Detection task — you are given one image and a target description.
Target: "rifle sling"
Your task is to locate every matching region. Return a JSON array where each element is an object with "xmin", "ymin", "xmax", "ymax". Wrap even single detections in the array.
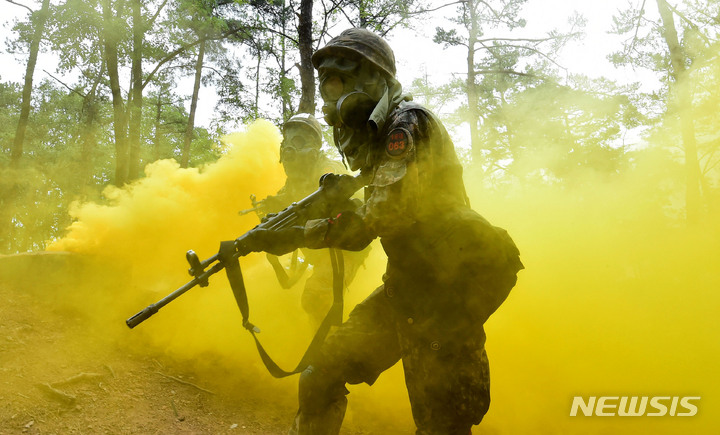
[{"xmin": 219, "ymin": 241, "xmax": 345, "ymax": 378}]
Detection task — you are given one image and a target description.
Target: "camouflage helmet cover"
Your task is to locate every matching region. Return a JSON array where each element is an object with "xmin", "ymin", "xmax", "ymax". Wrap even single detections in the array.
[
  {"xmin": 311, "ymin": 28, "xmax": 396, "ymax": 78},
  {"xmin": 283, "ymin": 113, "xmax": 323, "ymax": 148}
]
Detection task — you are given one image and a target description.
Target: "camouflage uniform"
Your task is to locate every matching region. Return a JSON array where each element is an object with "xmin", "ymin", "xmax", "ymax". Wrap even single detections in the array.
[
  {"xmin": 295, "ymin": 101, "xmax": 523, "ymax": 434},
  {"xmin": 247, "ymin": 29, "xmax": 523, "ymax": 435}
]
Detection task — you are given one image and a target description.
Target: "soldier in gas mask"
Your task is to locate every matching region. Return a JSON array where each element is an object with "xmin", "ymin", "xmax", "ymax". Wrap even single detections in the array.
[
  {"xmin": 245, "ymin": 28, "xmax": 524, "ymax": 434},
  {"xmin": 253, "ymin": 113, "xmax": 367, "ymax": 326},
  {"xmin": 261, "ymin": 113, "xmax": 335, "ymax": 211}
]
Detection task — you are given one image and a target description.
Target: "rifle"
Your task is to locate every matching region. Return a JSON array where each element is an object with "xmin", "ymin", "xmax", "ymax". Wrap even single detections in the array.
[
  {"xmin": 125, "ymin": 172, "xmax": 365, "ymax": 330},
  {"xmin": 238, "ymin": 194, "xmax": 264, "ymax": 216},
  {"xmin": 241, "ymin": 195, "xmax": 310, "ymax": 289}
]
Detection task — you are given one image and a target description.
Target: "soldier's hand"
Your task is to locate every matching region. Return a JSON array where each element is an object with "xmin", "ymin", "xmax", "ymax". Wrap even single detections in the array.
[
  {"xmin": 239, "ymin": 227, "xmax": 305, "ymax": 256},
  {"xmin": 325, "ymin": 210, "xmax": 373, "ymax": 251}
]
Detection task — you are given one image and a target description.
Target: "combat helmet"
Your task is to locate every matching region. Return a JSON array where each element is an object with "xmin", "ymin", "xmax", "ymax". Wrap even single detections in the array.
[
  {"xmin": 283, "ymin": 113, "xmax": 323, "ymax": 147},
  {"xmin": 312, "ymin": 28, "xmax": 396, "ymax": 78}
]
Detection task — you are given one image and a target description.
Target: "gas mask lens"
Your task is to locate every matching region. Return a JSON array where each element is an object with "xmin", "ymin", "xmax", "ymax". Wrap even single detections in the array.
[
  {"xmin": 320, "ymin": 76, "xmax": 344, "ymax": 101},
  {"xmin": 289, "ymin": 135, "xmax": 308, "ymax": 148},
  {"xmin": 281, "ymin": 147, "xmax": 318, "ymax": 163}
]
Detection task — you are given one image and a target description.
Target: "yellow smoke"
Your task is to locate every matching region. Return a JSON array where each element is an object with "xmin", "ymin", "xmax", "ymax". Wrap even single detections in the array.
[
  {"xmin": 473, "ymin": 178, "xmax": 719, "ymax": 434},
  {"xmin": 46, "ymin": 119, "xmax": 317, "ymax": 371},
  {"xmin": 49, "ymin": 119, "xmax": 284, "ymax": 277},
  {"xmin": 34, "ymin": 65, "xmax": 719, "ymax": 434},
  {"xmin": 336, "ymin": 156, "xmax": 719, "ymax": 434},
  {"xmin": 342, "ymin": 54, "xmax": 720, "ymax": 433}
]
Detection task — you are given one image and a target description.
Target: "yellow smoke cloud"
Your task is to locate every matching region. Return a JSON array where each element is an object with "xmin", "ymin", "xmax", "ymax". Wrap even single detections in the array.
[
  {"xmin": 336, "ymin": 157, "xmax": 719, "ymax": 434},
  {"xmin": 45, "ymin": 119, "xmax": 314, "ymax": 368},
  {"xmin": 48, "ymin": 120, "xmax": 286, "ymax": 283},
  {"xmin": 35, "ymin": 73, "xmax": 719, "ymax": 435},
  {"xmin": 473, "ymin": 178, "xmax": 719, "ymax": 434},
  {"xmin": 343, "ymin": 50, "xmax": 720, "ymax": 433}
]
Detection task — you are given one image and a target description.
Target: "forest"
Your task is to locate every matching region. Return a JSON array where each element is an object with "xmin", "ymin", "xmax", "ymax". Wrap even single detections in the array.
[
  {"xmin": 1, "ymin": 1, "xmax": 720, "ymax": 434},
  {"xmin": 1, "ymin": 0, "xmax": 719, "ymax": 253}
]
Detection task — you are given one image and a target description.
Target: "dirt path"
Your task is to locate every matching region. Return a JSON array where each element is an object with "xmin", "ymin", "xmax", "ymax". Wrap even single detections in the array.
[
  {"xmin": 0, "ymin": 253, "xmax": 397, "ymax": 435},
  {"xmin": 0, "ymin": 279, "xmax": 294, "ymax": 434}
]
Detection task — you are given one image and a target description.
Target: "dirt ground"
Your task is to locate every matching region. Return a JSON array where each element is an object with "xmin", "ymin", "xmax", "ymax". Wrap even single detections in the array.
[{"xmin": 0, "ymin": 252, "xmax": 391, "ymax": 435}]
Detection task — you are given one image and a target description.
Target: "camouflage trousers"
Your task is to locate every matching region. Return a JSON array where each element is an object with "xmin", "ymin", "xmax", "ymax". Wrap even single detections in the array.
[{"xmin": 290, "ymin": 284, "xmax": 491, "ymax": 435}]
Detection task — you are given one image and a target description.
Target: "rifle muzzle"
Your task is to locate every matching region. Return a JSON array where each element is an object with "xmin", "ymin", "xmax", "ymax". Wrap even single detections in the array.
[{"xmin": 126, "ymin": 305, "xmax": 159, "ymax": 329}]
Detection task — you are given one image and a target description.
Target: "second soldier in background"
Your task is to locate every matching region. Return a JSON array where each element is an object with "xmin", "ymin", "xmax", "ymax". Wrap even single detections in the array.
[{"xmin": 249, "ymin": 113, "xmax": 368, "ymax": 327}]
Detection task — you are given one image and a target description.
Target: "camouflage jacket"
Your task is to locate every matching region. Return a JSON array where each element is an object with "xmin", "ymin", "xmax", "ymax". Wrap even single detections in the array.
[
  {"xmin": 305, "ymin": 101, "xmax": 469, "ymax": 259},
  {"xmin": 305, "ymin": 102, "xmax": 522, "ymax": 323}
]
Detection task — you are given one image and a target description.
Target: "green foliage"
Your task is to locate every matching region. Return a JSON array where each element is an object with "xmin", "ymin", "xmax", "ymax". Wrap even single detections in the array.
[
  {"xmin": 0, "ymin": 81, "xmax": 21, "ymax": 153},
  {"xmin": 484, "ymin": 78, "xmax": 640, "ymax": 183},
  {"xmin": 0, "ymin": 79, "xmax": 111, "ymax": 252},
  {"xmin": 5, "ymin": 0, "xmax": 720, "ymax": 253},
  {"xmin": 345, "ymin": 0, "xmax": 417, "ymax": 34},
  {"xmin": 0, "ymin": 166, "xmax": 75, "ymax": 253},
  {"xmin": 608, "ymin": 0, "xmax": 720, "ymax": 222},
  {"xmin": 433, "ymin": 27, "xmax": 462, "ymax": 47},
  {"xmin": 431, "ymin": 0, "xmax": 593, "ymax": 183}
]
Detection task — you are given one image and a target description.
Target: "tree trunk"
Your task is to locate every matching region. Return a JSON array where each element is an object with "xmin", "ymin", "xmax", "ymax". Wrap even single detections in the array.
[
  {"xmin": 103, "ymin": 0, "xmax": 129, "ymax": 186},
  {"xmin": 79, "ymin": 69, "xmax": 104, "ymax": 191},
  {"xmin": 255, "ymin": 47, "xmax": 261, "ymax": 117},
  {"xmin": 297, "ymin": 0, "xmax": 315, "ymax": 114},
  {"xmin": 153, "ymin": 93, "xmax": 162, "ymax": 162},
  {"xmin": 181, "ymin": 38, "xmax": 206, "ymax": 168},
  {"xmin": 465, "ymin": 0, "xmax": 482, "ymax": 159},
  {"xmin": 358, "ymin": 0, "xmax": 368, "ymax": 27},
  {"xmin": 10, "ymin": 0, "xmax": 51, "ymax": 167},
  {"xmin": 657, "ymin": 0, "xmax": 702, "ymax": 225},
  {"xmin": 128, "ymin": 0, "xmax": 144, "ymax": 181},
  {"xmin": 80, "ymin": 96, "xmax": 98, "ymax": 181},
  {"xmin": 280, "ymin": 0, "xmax": 290, "ymax": 119}
]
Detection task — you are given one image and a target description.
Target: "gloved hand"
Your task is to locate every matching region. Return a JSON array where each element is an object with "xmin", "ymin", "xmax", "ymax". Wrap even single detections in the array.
[
  {"xmin": 237, "ymin": 226, "xmax": 305, "ymax": 256},
  {"xmin": 325, "ymin": 210, "xmax": 373, "ymax": 251}
]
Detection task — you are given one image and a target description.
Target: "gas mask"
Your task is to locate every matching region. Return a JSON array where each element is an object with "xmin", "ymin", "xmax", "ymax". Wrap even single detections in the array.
[
  {"xmin": 318, "ymin": 59, "xmax": 388, "ymax": 171},
  {"xmin": 322, "ymin": 88, "xmax": 377, "ymax": 130},
  {"xmin": 280, "ymin": 125, "xmax": 322, "ymax": 181}
]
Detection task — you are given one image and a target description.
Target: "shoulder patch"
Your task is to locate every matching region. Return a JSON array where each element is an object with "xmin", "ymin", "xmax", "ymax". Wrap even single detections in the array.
[{"xmin": 385, "ymin": 127, "xmax": 413, "ymax": 158}]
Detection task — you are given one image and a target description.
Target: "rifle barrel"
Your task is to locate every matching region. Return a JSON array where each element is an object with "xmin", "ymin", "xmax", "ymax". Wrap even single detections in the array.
[
  {"xmin": 125, "ymin": 261, "xmax": 224, "ymax": 329},
  {"xmin": 126, "ymin": 173, "xmax": 367, "ymax": 330}
]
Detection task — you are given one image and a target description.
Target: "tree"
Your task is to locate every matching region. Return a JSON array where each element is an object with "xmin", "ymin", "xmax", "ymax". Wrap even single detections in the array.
[
  {"xmin": 8, "ymin": 0, "xmax": 52, "ymax": 167},
  {"xmin": 102, "ymin": 0, "xmax": 131, "ymax": 185},
  {"xmin": 325, "ymin": 0, "xmax": 422, "ymax": 35},
  {"xmin": 215, "ymin": 0, "xmax": 429, "ymax": 122},
  {"xmin": 485, "ymin": 76, "xmax": 642, "ymax": 184},
  {"xmin": 40, "ymin": 0, "xmax": 110, "ymax": 187},
  {"xmin": 227, "ymin": 0, "xmax": 301, "ymax": 121},
  {"xmin": 178, "ymin": 0, "xmax": 227, "ymax": 168},
  {"xmin": 53, "ymin": 0, "xmax": 247, "ymax": 183},
  {"xmin": 433, "ymin": 0, "xmax": 583, "ymax": 160},
  {"xmin": 127, "ymin": 0, "xmax": 144, "ymax": 179},
  {"xmin": 0, "ymin": 79, "xmax": 114, "ymax": 253},
  {"xmin": 297, "ymin": 0, "xmax": 315, "ymax": 114},
  {"xmin": 655, "ymin": 0, "xmax": 701, "ymax": 224},
  {"xmin": 0, "ymin": 82, "xmax": 22, "ymax": 160},
  {"xmin": 609, "ymin": 0, "xmax": 720, "ymax": 224}
]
